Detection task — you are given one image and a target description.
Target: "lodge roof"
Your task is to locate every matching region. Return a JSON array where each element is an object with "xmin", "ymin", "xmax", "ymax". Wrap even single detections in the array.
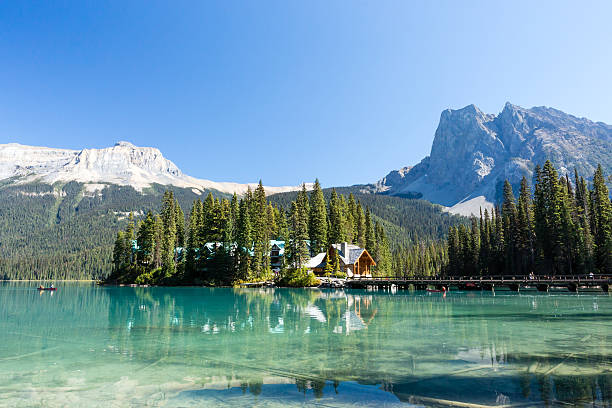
[
  {"xmin": 305, "ymin": 242, "xmax": 373, "ymax": 269},
  {"xmin": 331, "ymin": 243, "xmax": 365, "ymax": 265}
]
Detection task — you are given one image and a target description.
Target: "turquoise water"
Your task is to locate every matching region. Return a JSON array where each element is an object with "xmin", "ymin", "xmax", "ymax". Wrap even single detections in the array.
[{"xmin": 0, "ymin": 282, "xmax": 610, "ymax": 407}]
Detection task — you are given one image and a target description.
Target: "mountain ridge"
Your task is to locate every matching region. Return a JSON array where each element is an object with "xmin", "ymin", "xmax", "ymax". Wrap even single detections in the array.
[
  {"xmin": 376, "ymin": 102, "xmax": 612, "ymax": 215},
  {"xmin": 0, "ymin": 141, "xmax": 307, "ymax": 196}
]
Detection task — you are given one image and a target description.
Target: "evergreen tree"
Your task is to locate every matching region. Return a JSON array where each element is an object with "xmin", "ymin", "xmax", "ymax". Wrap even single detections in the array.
[
  {"xmin": 328, "ymin": 189, "xmax": 344, "ymax": 244},
  {"xmin": 355, "ymin": 203, "xmax": 366, "ymax": 248},
  {"xmin": 174, "ymin": 199, "xmax": 185, "ymax": 249},
  {"xmin": 469, "ymin": 217, "xmax": 480, "ymax": 276},
  {"xmin": 447, "ymin": 226, "xmax": 460, "ymax": 276},
  {"xmin": 287, "ymin": 201, "xmax": 309, "ymax": 269},
  {"xmin": 112, "ymin": 231, "xmax": 127, "ymax": 273},
  {"xmin": 152, "ymin": 214, "xmax": 164, "ymax": 269},
  {"xmin": 185, "ymin": 201, "xmax": 200, "ymax": 276},
  {"xmin": 160, "ymin": 191, "xmax": 177, "ymax": 277},
  {"xmin": 516, "ymin": 177, "xmax": 535, "ymax": 275},
  {"xmin": 365, "ymin": 208, "xmax": 375, "ymax": 254},
  {"xmin": 341, "ymin": 195, "xmax": 354, "ymax": 243},
  {"xmin": 137, "ymin": 211, "xmax": 156, "ymax": 266},
  {"xmin": 251, "ymin": 181, "xmax": 270, "ymax": 279},
  {"xmin": 236, "ymin": 198, "xmax": 252, "ymax": 281},
  {"xmin": 324, "ymin": 247, "xmax": 333, "ymax": 276},
  {"xmin": 309, "ymin": 179, "xmax": 328, "ymax": 255},
  {"xmin": 502, "ymin": 181, "xmax": 518, "ymax": 274},
  {"xmin": 592, "ymin": 165, "xmax": 612, "ymax": 273},
  {"xmin": 276, "ymin": 206, "xmax": 288, "ymax": 242},
  {"xmin": 374, "ymin": 222, "xmax": 392, "ymax": 276}
]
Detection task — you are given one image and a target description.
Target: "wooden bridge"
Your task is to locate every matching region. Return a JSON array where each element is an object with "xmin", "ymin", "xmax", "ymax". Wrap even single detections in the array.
[{"xmin": 345, "ymin": 274, "xmax": 611, "ymax": 292}]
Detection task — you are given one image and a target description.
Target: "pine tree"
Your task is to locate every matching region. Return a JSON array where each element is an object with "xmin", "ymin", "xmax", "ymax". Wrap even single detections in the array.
[
  {"xmin": 251, "ymin": 181, "xmax": 270, "ymax": 279},
  {"xmin": 557, "ymin": 175, "xmax": 577, "ymax": 274},
  {"xmin": 374, "ymin": 222, "xmax": 392, "ymax": 276},
  {"xmin": 347, "ymin": 194, "xmax": 358, "ymax": 243},
  {"xmin": 341, "ymin": 195, "xmax": 354, "ymax": 243},
  {"xmin": 229, "ymin": 194, "xmax": 239, "ymax": 243},
  {"xmin": 479, "ymin": 209, "xmax": 491, "ymax": 275},
  {"xmin": 447, "ymin": 226, "xmax": 460, "ymax": 276},
  {"xmin": 174, "ymin": 199, "xmax": 185, "ymax": 249},
  {"xmin": 516, "ymin": 177, "xmax": 535, "ymax": 275},
  {"xmin": 574, "ymin": 170, "xmax": 594, "ymax": 273},
  {"xmin": 309, "ymin": 179, "xmax": 328, "ymax": 255},
  {"xmin": 324, "ymin": 247, "xmax": 333, "ymax": 276},
  {"xmin": 152, "ymin": 214, "xmax": 164, "ymax": 269},
  {"xmin": 328, "ymin": 189, "xmax": 344, "ymax": 244},
  {"xmin": 276, "ymin": 206, "xmax": 288, "ymax": 242},
  {"xmin": 502, "ymin": 181, "xmax": 518, "ymax": 274},
  {"xmin": 137, "ymin": 211, "xmax": 156, "ymax": 266},
  {"xmin": 297, "ymin": 183, "xmax": 310, "ymax": 236},
  {"xmin": 287, "ymin": 201, "xmax": 309, "ymax": 269},
  {"xmin": 592, "ymin": 165, "xmax": 612, "ymax": 273},
  {"xmin": 236, "ymin": 199, "xmax": 252, "ymax": 281},
  {"xmin": 112, "ymin": 231, "xmax": 127, "ymax": 273},
  {"xmin": 365, "ymin": 208, "xmax": 375, "ymax": 254},
  {"xmin": 185, "ymin": 201, "xmax": 200, "ymax": 276},
  {"xmin": 355, "ymin": 203, "xmax": 366, "ymax": 248},
  {"xmin": 160, "ymin": 191, "xmax": 177, "ymax": 278},
  {"xmin": 469, "ymin": 217, "xmax": 480, "ymax": 276}
]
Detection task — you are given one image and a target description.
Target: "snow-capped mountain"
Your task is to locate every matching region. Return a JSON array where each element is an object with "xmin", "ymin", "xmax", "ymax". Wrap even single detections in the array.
[{"xmin": 0, "ymin": 141, "xmax": 306, "ymax": 195}]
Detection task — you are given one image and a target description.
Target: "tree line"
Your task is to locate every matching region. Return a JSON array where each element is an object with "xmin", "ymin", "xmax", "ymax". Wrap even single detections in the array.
[
  {"xmin": 446, "ymin": 162, "xmax": 611, "ymax": 277},
  {"xmin": 109, "ymin": 180, "xmax": 393, "ymax": 285}
]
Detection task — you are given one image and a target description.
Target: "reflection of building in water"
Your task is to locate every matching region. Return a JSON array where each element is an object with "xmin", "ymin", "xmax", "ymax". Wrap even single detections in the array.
[{"xmin": 340, "ymin": 294, "xmax": 378, "ymax": 334}]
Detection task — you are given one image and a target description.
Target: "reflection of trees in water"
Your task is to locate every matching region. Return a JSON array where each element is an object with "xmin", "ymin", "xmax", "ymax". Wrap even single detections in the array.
[{"xmin": 101, "ymin": 288, "xmax": 611, "ymax": 404}]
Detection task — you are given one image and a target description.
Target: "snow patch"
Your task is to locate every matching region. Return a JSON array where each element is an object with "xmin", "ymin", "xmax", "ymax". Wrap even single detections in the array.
[{"xmin": 444, "ymin": 195, "xmax": 494, "ymax": 217}]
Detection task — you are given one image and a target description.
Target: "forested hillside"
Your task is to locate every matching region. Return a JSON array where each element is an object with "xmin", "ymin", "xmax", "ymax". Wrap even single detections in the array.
[
  {"xmin": 0, "ymin": 182, "xmax": 215, "ymax": 280},
  {"xmin": 109, "ymin": 180, "xmax": 468, "ymax": 285},
  {"xmin": 0, "ymin": 180, "xmax": 465, "ymax": 280},
  {"xmin": 446, "ymin": 162, "xmax": 612, "ymax": 276},
  {"xmin": 269, "ymin": 187, "xmax": 467, "ymax": 277},
  {"xmin": 268, "ymin": 187, "xmax": 465, "ymax": 249}
]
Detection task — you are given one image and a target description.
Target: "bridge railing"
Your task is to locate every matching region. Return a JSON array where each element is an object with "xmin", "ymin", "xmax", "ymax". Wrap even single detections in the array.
[{"xmin": 348, "ymin": 274, "xmax": 610, "ymax": 282}]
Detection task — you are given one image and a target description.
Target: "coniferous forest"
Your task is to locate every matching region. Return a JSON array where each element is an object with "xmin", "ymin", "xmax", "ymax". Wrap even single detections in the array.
[
  {"xmin": 446, "ymin": 162, "xmax": 612, "ymax": 277},
  {"xmin": 0, "ymin": 179, "xmax": 461, "ymax": 281},
  {"xmin": 3, "ymin": 162, "xmax": 609, "ymax": 283},
  {"xmin": 108, "ymin": 180, "xmax": 400, "ymax": 286}
]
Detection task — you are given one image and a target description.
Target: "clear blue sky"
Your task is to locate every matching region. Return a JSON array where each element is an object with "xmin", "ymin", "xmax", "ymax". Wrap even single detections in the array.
[{"xmin": 1, "ymin": 1, "xmax": 611, "ymax": 187}]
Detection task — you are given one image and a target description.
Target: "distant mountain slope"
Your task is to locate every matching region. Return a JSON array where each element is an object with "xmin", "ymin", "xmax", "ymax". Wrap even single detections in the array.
[
  {"xmin": 0, "ymin": 181, "xmax": 211, "ymax": 280},
  {"xmin": 376, "ymin": 103, "xmax": 612, "ymax": 215},
  {"xmin": 268, "ymin": 188, "xmax": 465, "ymax": 249},
  {"xmin": 0, "ymin": 142, "xmax": 305, "ymax": 196}
]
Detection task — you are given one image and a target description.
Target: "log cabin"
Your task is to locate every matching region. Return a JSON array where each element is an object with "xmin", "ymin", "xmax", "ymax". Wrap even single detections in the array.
[{"xmin": 306, "ymin": 242, "xmax": 376, "ymax": 277}]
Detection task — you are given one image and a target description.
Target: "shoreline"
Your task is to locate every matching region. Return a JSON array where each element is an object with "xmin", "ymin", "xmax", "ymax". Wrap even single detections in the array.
[{"xmin": 1, "ymin": 279, "xmax": 96, "ymax": 282}]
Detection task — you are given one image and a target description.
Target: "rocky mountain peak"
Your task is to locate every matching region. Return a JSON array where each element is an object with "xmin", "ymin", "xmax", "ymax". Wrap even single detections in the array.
[{"xmin": 377, "ymin": 103, "xmax": 612, "ymax": 215}]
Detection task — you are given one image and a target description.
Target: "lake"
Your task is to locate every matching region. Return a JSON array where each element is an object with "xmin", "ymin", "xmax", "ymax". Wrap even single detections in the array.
[{"xmin": 0, "ymin": 282, "xmax": 610, "ymax": 407}]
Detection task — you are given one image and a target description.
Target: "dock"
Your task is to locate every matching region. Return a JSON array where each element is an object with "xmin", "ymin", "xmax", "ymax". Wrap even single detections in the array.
[{"xmin": 345, "ymin": 274, "xmax": 611, "ymax": 292}]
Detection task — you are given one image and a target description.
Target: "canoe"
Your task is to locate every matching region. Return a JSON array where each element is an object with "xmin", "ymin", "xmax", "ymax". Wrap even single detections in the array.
[
  {"xmin": 426, "ymin": 288, "xmax": 446, "ymax": 293},
  {"xmin": 37, "ymin": 287, "xmax": 57, "ymax": 291}
]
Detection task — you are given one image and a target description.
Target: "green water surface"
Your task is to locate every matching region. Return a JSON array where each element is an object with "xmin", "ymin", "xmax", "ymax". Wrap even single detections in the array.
[{"xmin": 0, "ymin": 282, "xmax": 610, "ymax": 407}]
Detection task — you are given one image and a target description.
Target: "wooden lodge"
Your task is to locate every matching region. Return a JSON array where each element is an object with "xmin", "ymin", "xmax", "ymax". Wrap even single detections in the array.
[{"xmin": 306, "ymin": 242, "xmax": 376, "ymax": 277}]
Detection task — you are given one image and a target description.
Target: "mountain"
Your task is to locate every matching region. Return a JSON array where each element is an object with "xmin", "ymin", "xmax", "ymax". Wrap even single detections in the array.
[
  {"xmin": 0, "ymin": 142, "xmax": 305, "ymax": 196},
  {"xmin": 0, "ymin": 141, "xmax": 312, "ymax": 280},
  {"xmin": 376, "ymin": 103, "xmax": 612, "ymax": 215}
]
